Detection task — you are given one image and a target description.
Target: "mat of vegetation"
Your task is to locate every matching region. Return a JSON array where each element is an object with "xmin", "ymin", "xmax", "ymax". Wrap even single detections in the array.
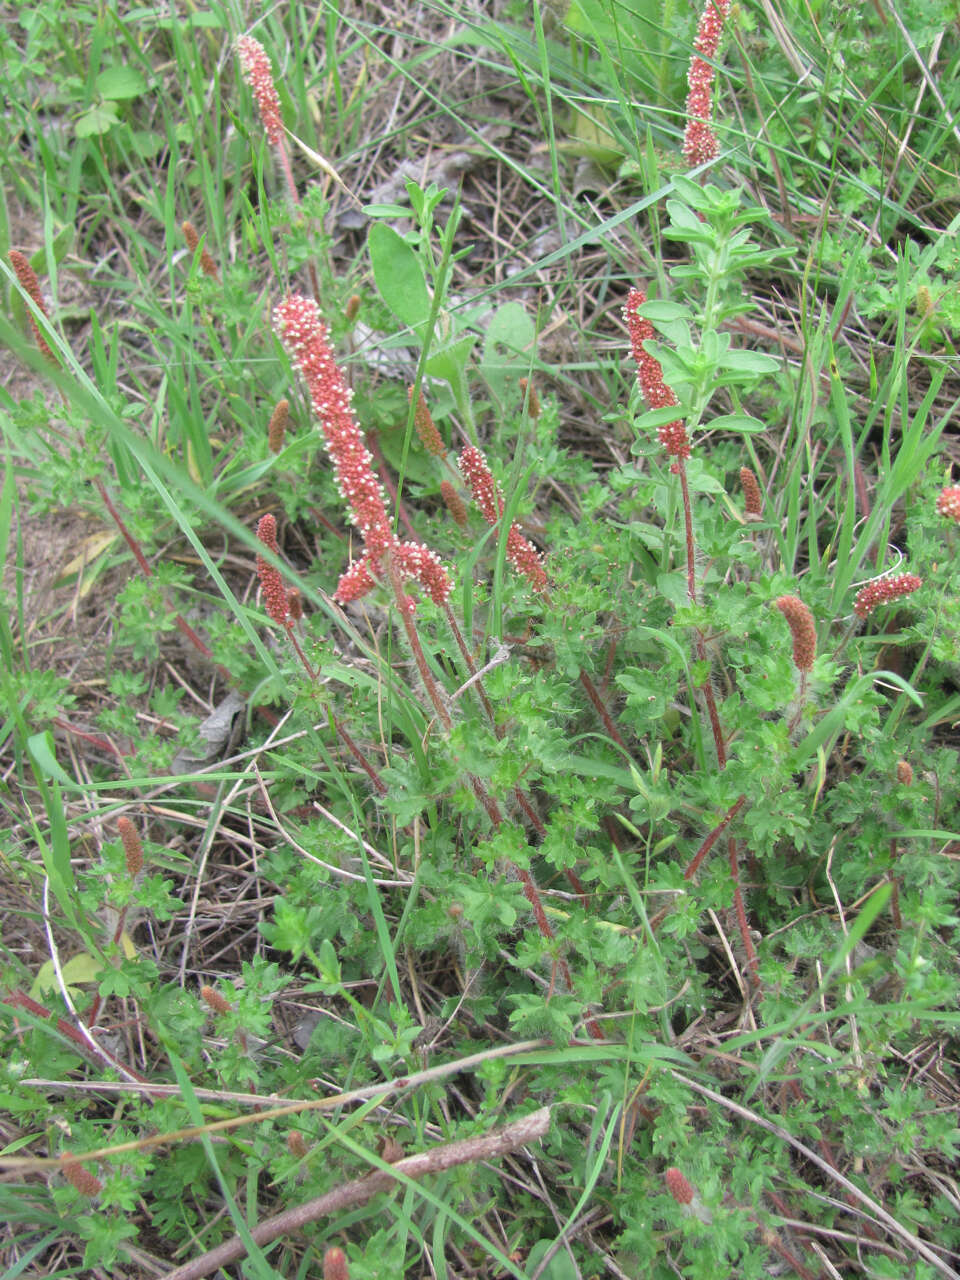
[{"xmin": 2, "ymin": 1, "xmax": 959, "ymax": 1277}]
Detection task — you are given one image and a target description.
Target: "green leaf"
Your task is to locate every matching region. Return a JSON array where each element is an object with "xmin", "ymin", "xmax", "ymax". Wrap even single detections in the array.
[
  {"xmin": 718, "ymin": 349, "xmax": 780, "ymax": 373},
  {"xmin": 368, "ymin": 223, "xmax": 431, "ymax": 332},
  {"xmin": 75, "ymin": 103, "xmax": 119, "ymax": 137},
  {"xmin": 96, "ymin": 66, "xmax": 147, "ymax": 100},
  {"xmin": 706, "ymin": 412, "xmax": 768, "ymax": 434}
]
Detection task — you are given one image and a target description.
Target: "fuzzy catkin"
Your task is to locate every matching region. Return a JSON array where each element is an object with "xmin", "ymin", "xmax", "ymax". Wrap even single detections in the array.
[
  {"xmin": 665, "ymin": 1167, "xmax": 695, "ymax": 1205},
  {"xmin": 739, "ymin": 466, "xmax": 763, "ymax": 517},
  {"xmin": 117, "ymin": 817, "xmax": 144, "ymax": 877},
  {"xmin": 267, "ymin": 399, "xmax": 289, "ymax": 453},
  {"xmin": 200, "ymin": 985, "xmax": 233, "ymax": 1015},
  {"xmin": 774, "ymin": 595, "xmax": 816, "ymax": 672},
  {"xmin": 440, "ymin": 480, "xmax": 468, "ymax": 529},
  {"xmin": 181, "ymin": 221, "xmax": 220, "ymax": 281},
  {"xmin": 9, "ymin": 249, "xmax": 55, "ymax": 361},
  {"xmin": 409, "ymin": 386, "xmax": 446, "ymax": 456},
  {"xmin": 62, "ymin": 1159, "xmax": 103, "ymax": 1197}
]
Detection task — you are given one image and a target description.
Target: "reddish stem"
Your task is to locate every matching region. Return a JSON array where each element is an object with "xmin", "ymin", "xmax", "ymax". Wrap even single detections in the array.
[
  {"xmin": 578, "ymin": 669, "xmax": 627, "ymax": 750},
  {"xmin": 684, "ymin": 794, "xmax": 747, "ymax": 880}
]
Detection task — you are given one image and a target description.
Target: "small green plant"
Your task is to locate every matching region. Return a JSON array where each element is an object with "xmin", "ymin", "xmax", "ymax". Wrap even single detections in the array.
[{"xmin": 1, "ymin": 1, "xmax": 959, "ymax": 1277}]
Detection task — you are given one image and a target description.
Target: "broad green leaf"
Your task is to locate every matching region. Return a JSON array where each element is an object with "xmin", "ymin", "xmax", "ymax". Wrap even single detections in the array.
[
  {"xmin": 96, "ymin": 66, "xmax": 147, "ymax": 100},
  {"xmin": 706, "ymin": 412, "xmax": 768, "ymax": 433},
  {"xmin": 368, "ymin": 223, "xmax": 431, "ymax": 332}
]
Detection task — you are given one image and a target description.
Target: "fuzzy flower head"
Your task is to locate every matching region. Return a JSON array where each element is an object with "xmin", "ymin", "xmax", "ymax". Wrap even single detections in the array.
[
  {"xmin": 237, "ymin": 36, "xmax": 283, "ymax": 146},
  {"xmin": 665, "ymin": 1167, "xmax": 695, "ymax": 1205},
  {"xmin": 936, "ymin": 485, "xmax": 960, "ymax": 523},
  {"xmin": 853, "ymin": 573, "xmax": 922, "ymax": 619},
  {"xmin": 739, "ymin": 466, "xmax": 763, "ymax": 518},
  {"xmin": 624, "ymin": 288, "xmax": 691, "ymax": 460},
  {"xmin": 458, "ymin": 445, "xmax": 548, "ymax": 592},
  {"xmin": 683, "ymin": 0, "xmax": 730, "ymax": 166},
  {"xmin": 774, "ymin": 595, "xmax": 816, "ymax": 672},
  {"xmin": 9, "ymin": 249, "xmax": 55, "ymax": 361}
]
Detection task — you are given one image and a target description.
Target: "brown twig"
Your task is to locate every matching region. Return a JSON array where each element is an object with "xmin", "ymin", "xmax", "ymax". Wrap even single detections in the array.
[{"xmin": 159, "ymin": 1108, "xmax": 550, "ymax": 1280}]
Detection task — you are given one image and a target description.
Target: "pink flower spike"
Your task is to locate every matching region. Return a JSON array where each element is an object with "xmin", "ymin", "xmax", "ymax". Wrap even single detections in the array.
[
  {"xmin": 334, "ymin": 555, "xmax": 377, "ymax": 604},
  {"xmin": 458, "ymin": 446, "xmax": 548, "ymax": 592},
  {"xmin": 256, "ymin": 514, "xmax": 289, "ymax": 626},
  {"xmin": 853, "ymin": 572, "xmax": 923, "ymax": 619},
  {"xmin": 682, "ymin": 0, "xmax": 730, "ymax": 166},
  {"xmin": 623, "ymin": 289, "xmax": 691, "ymax": 460},
  {"xmin": 237, "ymin": 36, "xmax": 284, "ymax": 146},
  {"xmin": 936, "ymin": 484, "xmax": 960, "ymax": 523},
  {"xmin": 393, "ymin": 542, "xmax": 454, "ymax": 606}
]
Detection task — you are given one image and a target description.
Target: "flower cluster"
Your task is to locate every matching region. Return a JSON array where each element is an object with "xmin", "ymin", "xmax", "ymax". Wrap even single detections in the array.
[
  {"xmin": 236, "ymin": 36, "xmax": 283, "ymax": 146},
  {"xmin": 683, "ymin": 0, "xmax": 731, "ymax": 166},
  {"xmin": 853, "ymin": 572, "xmax": 922, "ymax": 619},
  {"xmin": 936, "ymin": 484, "xmax": 960, "ymax": 522},
  {"xmin": 624, "ymin": 288, "xmax": 691, "ymax": 460},
  {"xmin": 458, "ymin": 446, "xmax": 548, "ymax": 591},
  {"xmin": 273, "ymin": 294, "xmax": 452, "ymax": 605},
  {"xmin": 9, "ymin": 249, "xmax": 55, "ymax": 361},
  {"xmin": 774, "ymin": 595, "xmax": 816, "ymax": 672}
]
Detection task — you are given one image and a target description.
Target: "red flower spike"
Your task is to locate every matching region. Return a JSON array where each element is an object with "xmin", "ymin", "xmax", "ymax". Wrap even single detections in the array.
[
  {"xmin": 665, "ymin": 1167, "xmax": 695, "ymax": 1205},
  {"xmin": 774, "ymin": 595, "xmax": 816, "ymax": 673},
  {"xmin": 936, "ymin": 485, "xmax": 960, "ymax": 523},
  {"xmin": 623, "ymin": 288, "xmax": 691, "ymax": 459},
  {"xmin": 683, "ymin": 0, "xmax": 731, "ymax": 166},
  {"xmin": 256, "ymin": 514, "xmax": 289, "ymax": 626},
  {"xmin": 458, "ymin": 446, "xmax": 548, "ymax": 592},
  {"xmin": 236, "ymin": 36, "xmax": 283, "ymax": 146},
  {"xmin": 853, "ymin": 573, "xmax": 922, "ymax": 619},
  {"xmin": 393, "ymin": 542, "xmax": 454, "ymax": 607},
  {"xmin": 334, "ymin": 555, "xmax": 378, "ymax": 605},
  {"xmin": 275, "ymin": 294, "xmax": 452, "ymax": 605}
]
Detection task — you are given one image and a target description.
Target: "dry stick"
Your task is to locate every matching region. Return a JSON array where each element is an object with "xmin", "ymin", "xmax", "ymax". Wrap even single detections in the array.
[
  {"xmin": 672, "ymin": 1071, "xmax": 960, "ymax": 1280},
  {"xmin": 159, "ymin": 1108, "xmax": 551, "ymax": 1280}
]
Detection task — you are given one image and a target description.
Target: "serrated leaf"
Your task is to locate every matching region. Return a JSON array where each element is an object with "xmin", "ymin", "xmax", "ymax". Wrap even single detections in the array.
[{"xmin": 30, "ymin": 952, "xmax": 102, "ymax": 999}]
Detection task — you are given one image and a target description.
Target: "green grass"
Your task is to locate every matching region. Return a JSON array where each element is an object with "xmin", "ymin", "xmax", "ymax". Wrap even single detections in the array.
[{"xmin": 1, "ymin": 1, "xmax": 960, "ymax": 1277}]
